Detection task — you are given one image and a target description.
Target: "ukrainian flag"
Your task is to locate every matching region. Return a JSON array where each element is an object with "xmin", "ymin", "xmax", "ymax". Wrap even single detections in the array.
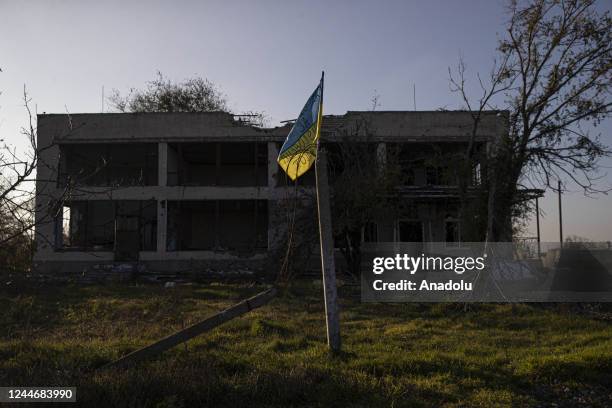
[{"xmin": 277, "ymin": 74, "xmax": 324, "ymax": 181}]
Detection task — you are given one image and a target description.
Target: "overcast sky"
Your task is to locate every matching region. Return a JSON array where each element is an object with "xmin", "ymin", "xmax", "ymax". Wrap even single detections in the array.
[{"xmin": 1, "ymin": 0, "xmax": 610, "ymax": 241}]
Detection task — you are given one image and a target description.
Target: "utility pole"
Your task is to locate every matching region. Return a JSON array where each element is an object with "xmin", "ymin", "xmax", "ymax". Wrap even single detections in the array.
[
  {"xmin": 535, "ymin": 196, "xmax": 541, "ymax": 258},
  {"xmin": 315, "ymin": 147, "xmax": 341, "ymax": 353},
  {"xmin": 558, "ymin": 180, "xmax": 563, "ymax": 248}
]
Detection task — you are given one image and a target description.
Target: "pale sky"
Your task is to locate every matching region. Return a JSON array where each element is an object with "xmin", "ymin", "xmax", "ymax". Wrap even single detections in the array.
[{"xmin": 1, "ymin": 0, "xmax": 610, "ymax": 241}]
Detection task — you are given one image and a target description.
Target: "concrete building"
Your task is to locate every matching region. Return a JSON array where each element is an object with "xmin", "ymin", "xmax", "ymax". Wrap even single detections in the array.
[{"xmin": 33, "ymin": 111, "xmax": 504, "ymax": 276}]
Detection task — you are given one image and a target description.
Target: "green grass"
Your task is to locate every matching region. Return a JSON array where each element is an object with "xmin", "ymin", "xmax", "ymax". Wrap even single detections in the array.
[{"xmin": 1, "ymin": 278, "xmax": 611, "ymax": 407}]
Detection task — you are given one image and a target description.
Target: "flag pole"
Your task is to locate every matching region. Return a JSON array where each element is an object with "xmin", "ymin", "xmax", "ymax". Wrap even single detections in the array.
[{"xmin": 315, "ymin": 71, "xmax": 341, "ymax": 353}]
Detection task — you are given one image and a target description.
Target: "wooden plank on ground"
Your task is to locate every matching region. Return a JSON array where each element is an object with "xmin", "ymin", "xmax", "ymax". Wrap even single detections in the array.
[{"xmin": 101, "ymin": 287, "xmax": 277, "ymax": 369}]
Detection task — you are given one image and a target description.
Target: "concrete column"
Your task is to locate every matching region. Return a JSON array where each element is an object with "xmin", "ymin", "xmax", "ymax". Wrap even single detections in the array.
[
  {"xmin": 157, "ymin": 142, "xmax": 168, "ymax": 253},
  {"xmin": 267, "ymin": 142, "xmax": 279, "ymax": 188},
  {"xmin": 374, "ymin": 143, "xmax": 388, "ymax": 241},
  {"xmin": 34, "ymin": 142, "xmax": 61, "ymax": 258},
  {"xmin": 157, "ymin": 200, "xmax": 167, "ymax": 254},
  {"xmin": 267, "ymin": 142, "xmax": 280, "ymax": 251},
  {"xmin": 158, "ymin": 142, "xmax": 168, "ymax": 187},
  {"xmin": 376, "ymin": 142, "xmax": 387, "ymax": 172}
]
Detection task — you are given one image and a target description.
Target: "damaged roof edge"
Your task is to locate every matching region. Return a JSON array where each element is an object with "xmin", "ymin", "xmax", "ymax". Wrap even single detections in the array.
[{"xmin": 37, "ymin": 110, "xmax": 507, "ymax": 143}]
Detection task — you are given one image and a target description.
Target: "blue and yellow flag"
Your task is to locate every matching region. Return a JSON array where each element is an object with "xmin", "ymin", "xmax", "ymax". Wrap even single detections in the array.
[{"xmin": 277, "ymin": 74, "xmax": 324, "ymax": 181}]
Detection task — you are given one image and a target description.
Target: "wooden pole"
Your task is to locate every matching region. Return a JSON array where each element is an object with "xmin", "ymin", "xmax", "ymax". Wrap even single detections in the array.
[
  {"xmin": 535, "ymin": 196, "xmax": 541, "ymax": 258},
  {"xmin": 315, "ymin": 148, "xmax": 341, "ymax": 353},
  {"xmin": 558, "ymin": 180, "xmax": 563, "ymax": 248},
  {"xmin": 101, "ymin": 287, "xmax": 277, "ymax": 369}
]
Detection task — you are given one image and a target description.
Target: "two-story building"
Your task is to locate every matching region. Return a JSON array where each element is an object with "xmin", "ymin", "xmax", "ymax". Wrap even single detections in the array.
[{"xmin": 33, "ymin": 110, "xmax": 504, "ymax": 276}]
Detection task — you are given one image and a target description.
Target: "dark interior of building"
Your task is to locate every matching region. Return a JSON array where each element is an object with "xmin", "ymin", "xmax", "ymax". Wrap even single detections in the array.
[
  {"xmin": 167, "ymin": 142, "xmax": 268, "ymax": 186},
  {"xmin": 60, "ymin": 200, "xmax": 157, "ymax": 254},
  {"xmin": 166, "ymin": 200, "xmax": 268, "ymax": 253},
  {"xmin": 59, "ymin": 143, "xmax": 158, "ymax": 186}
]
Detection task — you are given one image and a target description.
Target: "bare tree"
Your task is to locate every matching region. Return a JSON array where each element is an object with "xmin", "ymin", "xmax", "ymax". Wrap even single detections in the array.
[
  {"xmin": 449, "ymin": 54, "xmax": 514, "ymax": 240},
  {"xmin": 450, "ymin": 0, "xmax": 611, "ymax": 241},
  {"xmin": 0, "ymin": 88, "xmax": 38, "ymax": 251},
  {"xmin": 329, "ymin": 118, "xmax": 403, "ymax": 277},
  {"xmin": 0, "ymin": 88, "xmax": 54, "ymax": 271},
  {"xmin": 0, "ymin": 82, "xmax": 79, "ymax": 274}
]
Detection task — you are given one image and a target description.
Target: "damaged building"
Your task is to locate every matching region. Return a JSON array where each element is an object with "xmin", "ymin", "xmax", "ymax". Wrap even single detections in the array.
[{"xmin": 33, "ymin": 110, "xmax": 504, "ymax": 276}]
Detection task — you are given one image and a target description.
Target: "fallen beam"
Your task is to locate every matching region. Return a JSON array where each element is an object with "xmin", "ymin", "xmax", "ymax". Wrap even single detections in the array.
[{"xmin": 101, "ymin": 287, "xmax": 277, "ymax": 369}]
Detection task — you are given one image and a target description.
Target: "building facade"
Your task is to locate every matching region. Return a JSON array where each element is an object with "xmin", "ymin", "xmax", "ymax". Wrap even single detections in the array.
[{"xmin": 33, "ymin": 111, "xmax": 504, "ymax": 276}]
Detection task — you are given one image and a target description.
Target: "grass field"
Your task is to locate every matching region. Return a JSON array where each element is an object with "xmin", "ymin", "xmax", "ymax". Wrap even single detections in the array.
[{"xmin": 1, "ymin": 278, "xmax": 611, "ymax": 407}]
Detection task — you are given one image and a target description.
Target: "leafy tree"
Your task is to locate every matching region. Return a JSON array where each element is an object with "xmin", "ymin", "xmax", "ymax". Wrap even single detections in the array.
[
  {"xmin": 109, "ymin": 72, "xmax": 267, "ymax": 126},
  {"xmin": 109, "ymin": 71, "xmax": 228, "ymax": 113}
]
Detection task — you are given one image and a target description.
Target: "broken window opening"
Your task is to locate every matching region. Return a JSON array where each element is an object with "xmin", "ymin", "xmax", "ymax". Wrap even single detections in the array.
[
  {"xmin": 59, "ymin": 143, "xmax": 158, "ymax": 187},
  {"xmin": 324, "ymin": 141, "xmax": 379, "ymax": 186},
  {"xmin": 362, "ymin": 222, "xmax": 378, "ymax": 243},
  {"xmin": 390, "ymin": 143, "xmax": 485, "ymax": 187},
  {"xmin": 61, "ymin": 205, "xmax": 71, "ymax": 247},
  {"xmin": 166, "ymin": 200, "xmax": 268, "ymax": 253},
  {"xmin": 472, "ymin": 163, "xmax": 482, "ymax": 186},
  {"xmin": 445, "ymin": 217, "xmax": 461, "ymax": 247},
  {"xmin": 425, "ymin": 165, "xmax": 455, "ymax": 186},
  {"xmin": 58, "ymin": 200, "xmax": 157, "ymax": 252},
  {"xmin": 397, "ymin": 220, "xmax": 423, "ymax": 242},
  {"xmin": 169, "ymin": 142, "xmax": 268, "ymax": 187},
  {"xmin": 388, "ymin": 144, "xmax": 425, "ymax": 186}
]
